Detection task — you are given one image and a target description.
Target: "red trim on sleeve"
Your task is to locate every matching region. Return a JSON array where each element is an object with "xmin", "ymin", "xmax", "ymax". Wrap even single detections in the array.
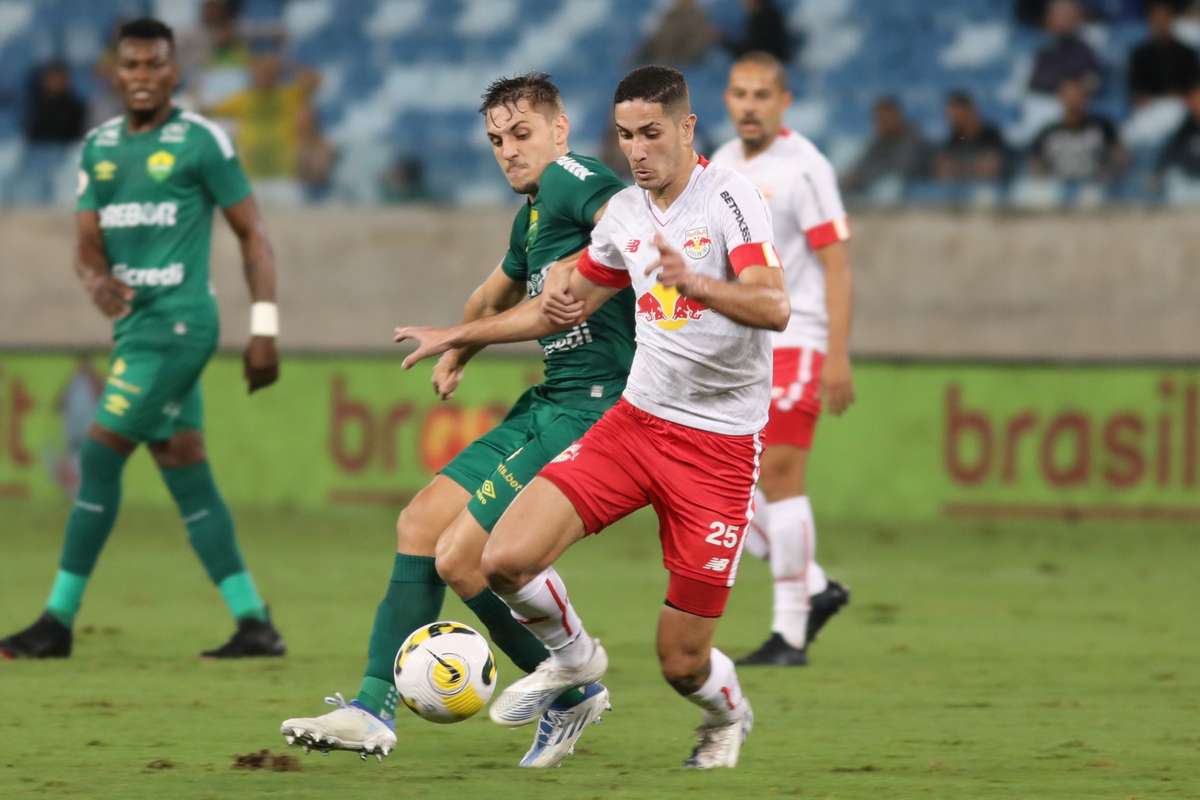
[
  {"xmin": 577, "ymin": 249, "xmax": 631, "ymax": 289},
  {"xmin": 729, "ymin": 241, "xmax": 782, "ymax": 275},
  {"xmin": 805, "ymin": 217, "xmax": 851, "ymax": 249}
]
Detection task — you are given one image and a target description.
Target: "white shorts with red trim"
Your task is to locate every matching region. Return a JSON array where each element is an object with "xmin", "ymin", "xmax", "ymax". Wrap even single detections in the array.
[
  {"xmin": 539, "ymin": 399, "xmax": 762, "ymax": 617},
  {"xmin": 763, "ymin": 347, "xmax": 824, "ymax": 450}
]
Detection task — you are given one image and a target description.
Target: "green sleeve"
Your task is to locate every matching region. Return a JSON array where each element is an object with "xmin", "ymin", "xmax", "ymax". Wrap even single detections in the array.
[
  {"xmin": 541, "ymin": 161, "xmax": 625, "ymax": 227},
  {"xmin": 500, "ymin": 208, "xmax": 529, "ymax": 281},
  {"xmin": 76, "ymin": 144, "xmax": 97, "ymax": 211},
  {"xmin": 197, "ymin": 128, "xmax": 253, "ymax": 209}
]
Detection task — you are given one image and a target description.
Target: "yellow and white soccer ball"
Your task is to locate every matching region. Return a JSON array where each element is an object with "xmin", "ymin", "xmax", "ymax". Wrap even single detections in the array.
[{"xmin": 393, "ymin": 621, "xmax": 498, "ymax": 724}]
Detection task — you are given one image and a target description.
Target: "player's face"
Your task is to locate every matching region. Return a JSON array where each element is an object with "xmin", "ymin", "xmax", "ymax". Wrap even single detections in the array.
[
  {"xmin": 724, "ymin": 63, "xmax": 791, "ymax": 150},
  {"xmin": 614, "ymin": 100, "xmax": 696, "ymax": 192},
  {"xmin": 485, "ymin": 100, "xmax": 568, "ymax": 196},
  {"xmin": 115, "ymin": 38, "xmax": 178, "ymax": 115}
]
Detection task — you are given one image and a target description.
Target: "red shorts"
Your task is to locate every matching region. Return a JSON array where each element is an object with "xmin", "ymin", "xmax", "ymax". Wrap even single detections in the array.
[
  {"xmin": 539, "ymin": 399, "xmax": 762, "ymax": 618},
  {"xmin": 763, "ymin": 347, "xmax": 824, "ymax": 449}
]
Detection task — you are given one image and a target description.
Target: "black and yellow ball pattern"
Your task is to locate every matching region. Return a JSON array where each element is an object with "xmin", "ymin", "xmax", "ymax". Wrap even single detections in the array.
[{"xmin": 393, "ymin": 621, "xmax": 498, "ymax": 724}]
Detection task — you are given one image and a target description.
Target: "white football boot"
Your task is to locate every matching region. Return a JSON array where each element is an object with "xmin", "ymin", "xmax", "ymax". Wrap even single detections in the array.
[
  {"xmin": 280, "ymin": 693, "xmax": 396, "ymax": 761},
  {"xmin": 489, "ymin": 640, "xmax": 608, "ymax": 727},
  {"xmin": 683, "ymin": 699, "xmax": 754, "ymax": 769},
  {"xmin": 518, "ymin": 682, "xmax": 611, "ymax": 768}
]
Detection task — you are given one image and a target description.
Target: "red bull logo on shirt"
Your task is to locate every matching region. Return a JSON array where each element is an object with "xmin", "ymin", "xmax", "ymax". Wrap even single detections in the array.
[
  {"xmin": 682, "ymin": 226, "xmax": 712, "ymax": 259},
  {"xmin": 636, "ymin": 284, "xmax": 707, "ymax": 331}
]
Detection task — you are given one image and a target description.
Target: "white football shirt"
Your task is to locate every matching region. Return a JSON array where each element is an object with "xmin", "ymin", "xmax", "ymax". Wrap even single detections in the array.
[
  {"xmin": 578, "ymin": 157, "xmax": 782, "ymax": 435},
  {"xmin": 711, "ymin": 129, "xmax": 850, "ymax": 352}
]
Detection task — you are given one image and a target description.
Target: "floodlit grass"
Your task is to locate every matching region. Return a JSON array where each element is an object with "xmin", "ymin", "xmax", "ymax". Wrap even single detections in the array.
[{"xmin": 1, "ymin": 503, "xmax": 1196, "ymax": 799}]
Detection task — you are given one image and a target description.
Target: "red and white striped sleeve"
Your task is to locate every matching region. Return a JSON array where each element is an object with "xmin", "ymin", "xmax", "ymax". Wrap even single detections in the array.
[
  {"xmin": 576, "ymin": 205, "xmax": 631, "ymax": 289},
  {"xmin": 795, "ymin": 147, "xmax": 850, "ymax": 251},
  {"xmin": 715, "ymin": 171, "xmax": 783, "ymax": 276}
]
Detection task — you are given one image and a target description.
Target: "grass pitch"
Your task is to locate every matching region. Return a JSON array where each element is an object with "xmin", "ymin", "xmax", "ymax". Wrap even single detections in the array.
[{"xmin": 1, "ymin": 502, "xmax": 1197, "ymax": 799}]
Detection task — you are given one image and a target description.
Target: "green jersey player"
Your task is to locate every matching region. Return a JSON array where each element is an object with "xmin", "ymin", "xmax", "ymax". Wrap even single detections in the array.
[
  {"xmin": 0, "ymin": 19, "xmax": 285, "ymax": 660},
  {"xmin": 279, "ymin": 74, "xmax": 634, "ymax": 769}
]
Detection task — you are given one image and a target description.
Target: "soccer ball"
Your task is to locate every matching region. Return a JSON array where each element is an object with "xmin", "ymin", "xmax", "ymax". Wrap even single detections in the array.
[{"xmin": 393, "ymin": 621, "xmax": 498, "ymax": 724}]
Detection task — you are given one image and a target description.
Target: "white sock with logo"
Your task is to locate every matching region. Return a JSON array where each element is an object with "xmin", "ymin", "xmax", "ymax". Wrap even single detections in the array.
[
  {"xmin": 498, "ymin": 566, "xmax": 593, "ymax": 668},
  {"xmin": 743, "ymin": 488, "xmax": 771, "ymax": 560},
  {"xmin": 686, "ymin": 648, "xmax": 746, "ymax": 725},
  {"xmin": 766, "ymin": 495, "xmax": 817, "ymax": 648}
]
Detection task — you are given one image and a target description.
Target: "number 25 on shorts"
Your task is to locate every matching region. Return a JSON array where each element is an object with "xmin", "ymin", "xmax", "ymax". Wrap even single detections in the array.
[{"xmin": 705, "ymin": 521, "xmax": 741, "ymax": 548}]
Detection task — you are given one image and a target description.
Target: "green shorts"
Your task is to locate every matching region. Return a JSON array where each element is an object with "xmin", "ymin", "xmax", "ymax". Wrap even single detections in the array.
[
  {"xmin": 93, "ymin": 337, "xmax": 215, "ymax": 443},
  {"xmin": 442, "ymin": 386, "xmax": 605, "ymax": 533}
]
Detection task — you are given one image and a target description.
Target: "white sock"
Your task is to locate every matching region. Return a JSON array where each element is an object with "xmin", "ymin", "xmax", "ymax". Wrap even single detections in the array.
[
  {"xmin": 766, "ymin": 495, "xmax": 816, "ymax": 648},
  {"xmin": 808, "ymin": 560, "xmax": 829, "ymax": 596},
  {"xmin": 743, "ymin": 488, "xmax": 770, "ymax": 560},
  {"xmin": 686, "ymin": 648, "xmax": 746, "ymax": 725},
  {"xmin": 497, "ymin": 566, "xmax": 593, "ymax": 668}
]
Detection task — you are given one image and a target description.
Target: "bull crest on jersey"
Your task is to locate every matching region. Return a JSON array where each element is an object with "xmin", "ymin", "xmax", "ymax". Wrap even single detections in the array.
[
  {"xmin": 682, "ymin": 226, "xmax": 712, "ymax": 259},
  {"xmin": 636, "ymin": 284, "xmax": 707, "ymax": 331}
]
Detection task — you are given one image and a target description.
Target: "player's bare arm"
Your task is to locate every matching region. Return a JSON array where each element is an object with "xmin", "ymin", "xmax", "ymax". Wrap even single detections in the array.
[
  {"xmin": 75, "ymin": 210, "xmax": 133, "ymax": 320},
  {"xmin": 644, "ymin": 232, "xmax": 788, "ymax": 331},
  {"xmin": 221, "ymin": 195, "xmax": 279, "ymax": 393},
  {"xmin": 394, "ymin": 267, "xmax": 617, "ymax": 370},
  {"xmin": 430, "ymin": 263, "xmax": 526, "ymax": 399},
  {"xmin": 817, "ymin": 240, "xmax": 855, "ymax": 415}
]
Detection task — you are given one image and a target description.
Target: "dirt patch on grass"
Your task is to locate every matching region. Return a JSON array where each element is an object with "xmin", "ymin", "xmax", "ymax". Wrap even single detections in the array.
[{"xmin": 232, "ymin": 750, "xmax": 301, "ymax": 772}]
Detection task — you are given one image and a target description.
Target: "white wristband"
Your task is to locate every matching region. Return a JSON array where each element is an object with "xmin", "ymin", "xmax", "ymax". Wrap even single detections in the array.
[{"xmin": 250, "ymin": 302, "xmax": 279, "ymax": 337}]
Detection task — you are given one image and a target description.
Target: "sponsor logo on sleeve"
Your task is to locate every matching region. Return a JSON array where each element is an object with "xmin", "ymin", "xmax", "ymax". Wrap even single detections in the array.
[
  {"xmin": 720, "ymin": 190, "xmax": 751, "ymax": 243},
  {"xmin": 77, "ymin": 169, "xmax": 89, "ymax": 197},
  {"xmin": 94, "ymin": 161, "xmax": 117, "ymax": 181}
]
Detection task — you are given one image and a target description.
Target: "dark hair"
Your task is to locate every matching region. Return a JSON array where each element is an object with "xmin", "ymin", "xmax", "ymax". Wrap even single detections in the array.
[
  {"xmin": 478, "ymin": 72, "xmax": 563, "ymax": 116},
  {"xmin": 613, "ymin": 65, "xmax": 690, "ymax": 113},
  {"xmin": 732, "ymin": 50, "xmax": 788, "ymax": 90},
  {"xmin": 117, "ymin": 18, "xmax": 175, "ymax": 51},
  {"xmin": 874, "ymin": 95, "xmax": 901, "ymax": 111}
]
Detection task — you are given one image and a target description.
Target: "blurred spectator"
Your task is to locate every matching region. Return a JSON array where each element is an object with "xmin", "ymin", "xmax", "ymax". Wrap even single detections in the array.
[
  {"xmin": 295, "ymin": 107, "xmax": 336, "ymax": 201},
  {"xmin": 209, "ymin": 53, "xmax": 319, "ymax": 180},
  {"xmin": 1156, "ymin": 82, "xmax": 1200, "ymax": 178},
  {"xmin": 844, "ymin": 96, "xmax": 931, "ymax": 193},
  {"xmin": 24, "ymin": 61, "xmax": 87, "ymax": 143},
  {"xmin": 721, "ymin": 0, "xmax": 796, "ymax": 65},
  {"xmin": 178, "ymin": 0, "xmax": 252, "ymax": 75},
  {"xmin": 935, "ymin": 91, "xmax": 1008, "ymax": 183},
  {"xmin": 1128, "ymin": 1, "xmax": 1200, "ymax": 106},
  {"xmin": 1029, "ymin": 0, "xmax": 1103, "ymax": 95},
  {"xmin": 1029, "ymin": 78, "xmax": 1126, "ymax": 181},
  {"xmin": 632, "ymin": 0, "xmax": 718, "ymax": 67},
  {"xmin": 380, "ymin": 154, "xmax": 433, "ymax": 204}
]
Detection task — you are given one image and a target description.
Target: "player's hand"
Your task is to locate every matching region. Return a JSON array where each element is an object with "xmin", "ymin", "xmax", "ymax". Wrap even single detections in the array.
[
  {"xmin": 87, "ymin": 274, "xmax": 134, "ymax": 319},
  {"xmin": 431, "ymin": 350, "xmax": 465, "ymax": 400},
  {"xmin": 645, "ymin": 233, "xmax": 702, "ymax": 295},
  {"xmin": 821, "ymin": 352, "xmax": 855, "ymax": 416},
  {"xmin": 243, "ymin": 335, "xmax": 279, "ymax": 393},
  {"xmin": 394, "ymin": 325, "xmax": 456, "ymax": 370},
  {"xmin": 542, "ymin": 285, "xmax": 585, "ymax": 327}
]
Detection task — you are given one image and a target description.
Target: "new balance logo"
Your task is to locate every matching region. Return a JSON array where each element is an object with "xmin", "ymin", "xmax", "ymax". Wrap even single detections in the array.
[
  {"xmin": 702, "ymin": 557, "xmax": 731, "ymax": 572},
  {"xmin": 625, "ymin": 239, "xmax": 641, "ymax": 253}
]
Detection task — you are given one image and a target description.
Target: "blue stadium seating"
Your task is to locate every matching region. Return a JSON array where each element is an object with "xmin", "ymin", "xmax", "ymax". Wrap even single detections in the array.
[{"xmin": 1, "ymin": 0, "xmax": 1198, "ymax": 207}]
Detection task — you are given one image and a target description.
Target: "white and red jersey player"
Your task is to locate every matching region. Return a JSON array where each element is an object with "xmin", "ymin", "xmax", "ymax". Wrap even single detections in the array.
[
  {"xmin": 546, "ymin": 156, "xmax": 783, "ymax": 616},
  {"xmin": 710, "ymin": 65, "xmax": 855, "ymax": 664},
  {"xmin": 711, "ymin": 127, "xmax": 850, "ymax": 448}
]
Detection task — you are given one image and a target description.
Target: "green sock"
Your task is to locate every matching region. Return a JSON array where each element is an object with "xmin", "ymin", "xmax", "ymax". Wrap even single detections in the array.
[
  {"xmin": 47, "ymin": 438, "xmax": 129, "ymax": 627},
  {"xmin": 160, "ymin": 461, "xmax": 267, "ymax": 623},
  {"xmin": 464, "ymin": 588, "xmax": 587, "ymax": 708},
  {"xmin": 355, "ymin": 554, "xmax": 446, "ymax": 720}
]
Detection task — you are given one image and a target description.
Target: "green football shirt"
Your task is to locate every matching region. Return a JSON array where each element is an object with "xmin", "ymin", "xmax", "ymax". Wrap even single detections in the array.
[
  {"xmin": 501, "ymin": 152, "xmax": 635, "ymax": 410},
  {"xmin": 77, "ymin": 107, "xmax": 253, "ymax": 345}
]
